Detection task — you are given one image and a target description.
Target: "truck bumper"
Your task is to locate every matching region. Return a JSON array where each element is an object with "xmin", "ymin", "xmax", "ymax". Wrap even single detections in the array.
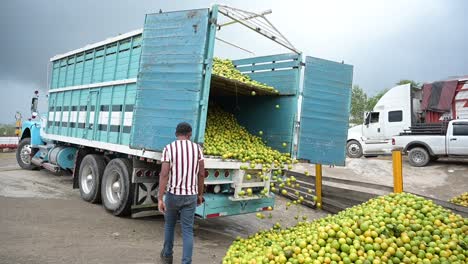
[{"xmin": 195, "ymin": 193, "xmax": 275, "ymax": 219}]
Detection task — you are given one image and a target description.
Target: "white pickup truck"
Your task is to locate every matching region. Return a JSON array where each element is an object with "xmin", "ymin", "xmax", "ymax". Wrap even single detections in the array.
[{"xmin": 392, "ymin": 120, "xmax": 468, "ymax": 166}]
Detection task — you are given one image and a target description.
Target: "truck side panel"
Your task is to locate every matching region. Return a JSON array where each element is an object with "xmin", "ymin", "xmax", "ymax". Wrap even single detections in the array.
[
  {"xmin": 233, "ymin": 53, "xmax": 300, "ymax": 95},
  {"xmin": 47, "ymin": 83, "xmax": 137, "ymax": 145},
  {"xmin": 230, "ymin": 53, "xmax": 301, "ymax": 152},
  {"xmin": 298, "ymin": 57, "xmax": 353, "ymax": 165},
  {"xmin": 394, "ymin": 135, "xmax": 446, "ymax": 155},
  {"xmin": 50, "ymin": 35, "xmax": 142, "ymax": 89},
  {"xmin": 130, "ymin": 9, "xmax": 214, "ymax": 152}
]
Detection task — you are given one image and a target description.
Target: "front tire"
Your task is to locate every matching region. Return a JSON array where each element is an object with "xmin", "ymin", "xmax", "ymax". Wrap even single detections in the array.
[
  {"xmin": 79, "ymin": 154, "xmax": 106, "ymax": 203},
  {"xmin": 101, "ymin": 158, "xmax": 133, "ymax": 216},
  {"xmin": 346, "ymin": 140, "xmax": 363, "ymax": 158},
  {"xmin": 16, "ymin": 138, "xmax": 37, "ymax": 170},
  {"xmin": 408, "ymin": 147, "xmax": 430, "ymax": 167}
]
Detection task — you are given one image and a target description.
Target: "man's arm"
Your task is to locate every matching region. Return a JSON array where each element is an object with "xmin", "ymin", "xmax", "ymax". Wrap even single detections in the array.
[
  {"xmin": 158, "ymin": 162, "xmax": 170, "ymax": 213},
  {"xmin": 197, "ymin": 160, "xmax": 205, "ymax": 205}
]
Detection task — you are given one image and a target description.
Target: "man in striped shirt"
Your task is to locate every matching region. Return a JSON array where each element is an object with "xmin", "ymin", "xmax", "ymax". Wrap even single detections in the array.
[{"xmin": 158, "ymin": 122, "xmax": 205, "ymax": 264}]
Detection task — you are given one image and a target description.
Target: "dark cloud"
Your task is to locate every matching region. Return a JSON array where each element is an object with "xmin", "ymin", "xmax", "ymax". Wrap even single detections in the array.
[{"xmin": 1, "ymin": 0, "xmax": 467, "ymax": 123}]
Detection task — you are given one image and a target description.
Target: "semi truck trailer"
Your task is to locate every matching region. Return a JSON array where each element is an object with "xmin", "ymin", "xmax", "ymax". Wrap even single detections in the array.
[{"xmin": 17, "ymin": 5, "xmax": 353, "ymax": 218}]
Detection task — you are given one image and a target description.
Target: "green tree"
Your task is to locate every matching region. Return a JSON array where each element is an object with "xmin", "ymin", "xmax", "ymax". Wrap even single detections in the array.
[
  {"xmin": 366, "ymin": 89, "xmax": 388, "ymax": 111},
  {"xmin": 396, "ymin": 79, "xmax": 420, "ymax": 89},
  {"xmin": 350, "ymin": 85, "xmax": 368, "ymax": 124},
  {"xmin": 0, "ymin": 124, "xmax": 16, "ymax": 136}
]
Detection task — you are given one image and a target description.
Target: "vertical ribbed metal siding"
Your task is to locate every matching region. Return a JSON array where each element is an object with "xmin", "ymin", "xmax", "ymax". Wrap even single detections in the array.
[
  {"xmin": 233, "ymin": 53, "xmax": 300, "ymax": 95},
  {"xmin": 298, "ymin": 56, "xmax": 353, "ymax": 165},
  {"xmin": 46, "ymin": 84, "xmax": 137, "ymax": 145},
  {"xmin": 49, "ymin": 35, "xmax": 142, "ymax": 89},
  {"xmin": 130, "ymin": 9, "xmax": 212, "ymax": 151},
  {"xmin": 223, "ymin": 53, "xmax": 301, "ymax": 152}
]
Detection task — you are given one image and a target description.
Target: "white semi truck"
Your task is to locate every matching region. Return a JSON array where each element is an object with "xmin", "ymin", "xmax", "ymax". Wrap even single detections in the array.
[
  {"xmin": 346, "ymin": 83, "xmax": 419, "ymax": 158},
  {"xmin": 347, "ymin": 78, "xmax": 468, "ymax": 158}
]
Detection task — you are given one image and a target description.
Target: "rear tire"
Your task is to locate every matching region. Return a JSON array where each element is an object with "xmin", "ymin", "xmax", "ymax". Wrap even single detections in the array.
[
  {"xmin": 346, "ymin": 140, "xmax": 363, "ymax": 158},
  {"xmin": 101, "ymin": 158, "xmax": 133, "ymax": 216},
  {"xmin": 79, "ymin": 154, "xmax": 106, "ymax": 203},
  {"xmin": 408, "ymin": 147, "xmax": 430, "ymax": 167},
  {"xmin": 16, "ymin": 138, "xmax": 37, "ymax": 170}
]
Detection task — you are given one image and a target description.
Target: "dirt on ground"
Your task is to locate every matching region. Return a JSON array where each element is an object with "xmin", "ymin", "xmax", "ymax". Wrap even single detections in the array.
[
  {"xmin": 0, "ymin": 152, "xmax": 466, "ymax": 263},
  {"xmin": 0, "ymin": 152, "xmax": 326, "ymax": 264}
]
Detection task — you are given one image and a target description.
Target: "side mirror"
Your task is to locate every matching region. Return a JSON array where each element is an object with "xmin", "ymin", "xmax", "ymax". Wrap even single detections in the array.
[
  {"xmin": 31, "ymin": 97, "xmax": 39, "ymax": 115},
  {"xmin": 364, "ymin": 112, "xmax": 370, "ymax": 125}
]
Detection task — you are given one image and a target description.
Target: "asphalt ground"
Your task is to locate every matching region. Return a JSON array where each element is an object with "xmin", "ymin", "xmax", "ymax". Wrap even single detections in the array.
[
  {"xmin": 1, "ymin": 152, "xmax": 466, "ymax": 263},
  {"xmin": 0, "ymin": 152, "xmax": 327, "ymax": 264}
]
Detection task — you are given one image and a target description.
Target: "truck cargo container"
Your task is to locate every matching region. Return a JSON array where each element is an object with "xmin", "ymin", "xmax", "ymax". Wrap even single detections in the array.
[{"xmin": 17, "ymin": 5, "xmax": 353, "ymax": 218}]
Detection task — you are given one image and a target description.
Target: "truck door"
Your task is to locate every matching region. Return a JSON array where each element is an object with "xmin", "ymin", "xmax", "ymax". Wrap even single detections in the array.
[
  {"xmin": 297, "ymin": 56, "xmax": 353, "ymax": 166},
  {"xmin": 362, "ymin": 111, "xmax": 382, "ymax": 141},
  {"xmin": 448, "ymin": 122, "xmax": 468, "ymax": 155},
  {"xmin": 84, "ymin": 90, "xmax": 99, "ymax": 140},
  {"xmin": 130, "ymin": 8, "xmax": 215, "ymax": 151}
]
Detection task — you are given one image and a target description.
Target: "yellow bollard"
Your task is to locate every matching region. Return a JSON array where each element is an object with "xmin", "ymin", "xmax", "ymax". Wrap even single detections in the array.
[
  {"xmin": 315, "ymin": 164, "xmax": 322, "ymax": 209},
  {"xmin": 392, "ymin": 148, "xmax": 403, "ymax": 193},
  {"xmin": 15, "ymin": 119, "xmax": 22, "ymax": 137},
  {"xmin": 15, "ymin": 112, "xmax": 22, "ymax": 137}
]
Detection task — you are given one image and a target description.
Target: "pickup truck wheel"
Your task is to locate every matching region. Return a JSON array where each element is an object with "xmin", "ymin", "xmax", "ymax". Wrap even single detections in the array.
[
  {"xmin": 346, "ymin": 140, "xmax": 363, "ymax": 158},
  {"xmin": 101, "ymin": 158, "xmax": 133, "ymax": 216},
  {"xmin": 79, "ymin": 154, "xmax": 106, "ymax": 203},
  {"xmin": 408, "ymin": 147, "xmax": 430, "ymax": 167},
  {"xmin": 16, "ymin": 138, "xmax": 38, "ymax": 170}
]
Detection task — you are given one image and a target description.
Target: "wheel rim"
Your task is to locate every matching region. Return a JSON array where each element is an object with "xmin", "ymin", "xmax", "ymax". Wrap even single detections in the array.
[
  {"xmin": 348, "ymin": 143, "xmax": 360, "ymax": 156},
  {"xmin": 20, "ymin": 144, "xmax": 32, "ymax": 165},
  {"xmin": 80, "ymin": 165, "xmax": 94, "ymax": 194},
  {"xmin": 105, "ymin": 170, "xmax": 123, "ymax": 205},
  {"xmin": 413, "ymin": 151, "xmax": 425, "ymax": 164}
]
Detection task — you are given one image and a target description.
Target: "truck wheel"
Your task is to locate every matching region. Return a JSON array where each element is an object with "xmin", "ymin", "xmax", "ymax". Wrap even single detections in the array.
[
  {"xmin": 346, "ymin": 140, "xmax": 363, "ymax": 158},
  {"xmin": 79, "ymin": 154, "xmax": 106, "ymax": 203},
  {"xmin": 408, "ymin": 147, "xmax": 430, "ymax": 167},
  {"xmin": 16, "ymin": 138, "xmax": 37, "ymax": 170},
  {"xmin": 101, "ymin": 158, "xmax": 133, "ymax": 216}
]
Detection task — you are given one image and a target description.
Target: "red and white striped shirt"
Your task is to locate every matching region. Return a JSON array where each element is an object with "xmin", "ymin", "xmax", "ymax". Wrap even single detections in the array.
[{"xmin": 161, "ymin": 140, "xmax": 204, "ymax": 195}]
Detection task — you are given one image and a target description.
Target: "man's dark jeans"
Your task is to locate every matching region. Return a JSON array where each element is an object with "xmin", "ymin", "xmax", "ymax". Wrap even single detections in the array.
[{"xmin": 162, "ymin": 192, "xmax": 197, "ymax": 264}]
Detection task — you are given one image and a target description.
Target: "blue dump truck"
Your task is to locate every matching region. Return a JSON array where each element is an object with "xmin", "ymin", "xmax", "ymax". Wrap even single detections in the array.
[{"xmin": 17, "ymin": 5, "xmax": 353, "ymax": 218}]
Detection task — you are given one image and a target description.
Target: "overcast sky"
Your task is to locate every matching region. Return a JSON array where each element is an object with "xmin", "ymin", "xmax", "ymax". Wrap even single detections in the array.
[{"xmin": 1, "ymin": 0, "xmax": 467, "ymax": 124}]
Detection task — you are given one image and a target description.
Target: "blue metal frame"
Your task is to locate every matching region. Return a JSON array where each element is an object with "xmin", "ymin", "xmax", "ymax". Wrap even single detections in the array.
[
  {"xmin": 195, "ymin": 193, "xmax": 275, "ymax": 218},
  {"xmin": 130, "ymin": 8, "xmax": 214, "ymax": 151},
  {"xmin": 21, "ymin": 120, "xmax": 44, "ymax": 146},
  {"xmin": 195, "ymin": 5, "xmax": 219, "ymax": 144}
]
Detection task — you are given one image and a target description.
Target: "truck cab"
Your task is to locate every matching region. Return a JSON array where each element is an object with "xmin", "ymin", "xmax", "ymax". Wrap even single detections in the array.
[{"xmin": 347, "ymin": 83, "xmax": 418, "ymax": 157}]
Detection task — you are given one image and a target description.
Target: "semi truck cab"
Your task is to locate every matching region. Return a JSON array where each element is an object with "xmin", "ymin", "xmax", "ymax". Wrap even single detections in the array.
[{"xmin": 347, "ymin": 83, "xmax": 416, "ymax": 157}]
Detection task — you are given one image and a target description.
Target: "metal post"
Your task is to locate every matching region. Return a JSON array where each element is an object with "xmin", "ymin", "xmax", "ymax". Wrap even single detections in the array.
[
  {"xmin": 392, "ymin": 149, "xmax": 403, "ymax": 193},
  {"xmin": 315, "ymin": 164, "xmax": 322, "ymax": 209}
]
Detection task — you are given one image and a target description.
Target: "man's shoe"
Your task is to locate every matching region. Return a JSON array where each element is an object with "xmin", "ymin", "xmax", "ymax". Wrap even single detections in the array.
[{"xmin": 160, "ymin": 250, "xmax": 173, "ymax": 264}]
